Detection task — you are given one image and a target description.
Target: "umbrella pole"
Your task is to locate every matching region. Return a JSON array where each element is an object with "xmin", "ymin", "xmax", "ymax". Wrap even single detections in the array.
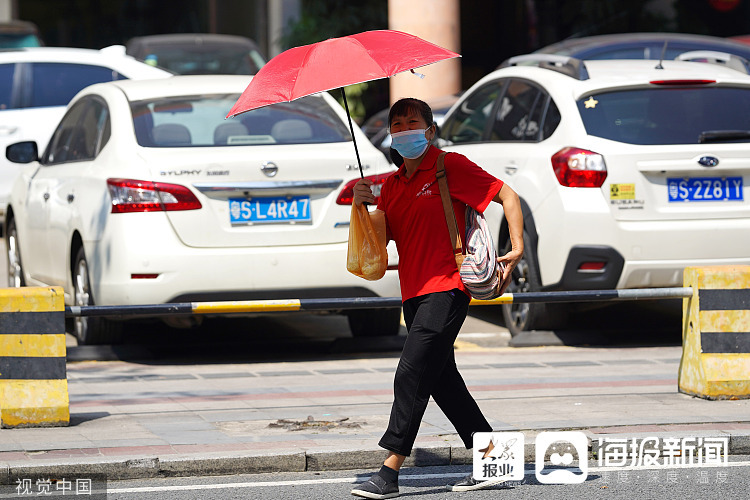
[{"xmin": 340, "ymin": 88, "xmax": 365, "ymax": 178}]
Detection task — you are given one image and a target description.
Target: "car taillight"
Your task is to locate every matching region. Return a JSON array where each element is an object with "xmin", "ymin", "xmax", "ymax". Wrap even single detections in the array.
[
  {"xmin": 107, "ymin": 178, "xmax": 202, "ymax": 213},
  {"xmin": 336, "ymin": 173, "xmax": 392, "ymax": 205},
  {"xmin": 551, "ymin": 147, "xmax": 607, "ymax": 188}
]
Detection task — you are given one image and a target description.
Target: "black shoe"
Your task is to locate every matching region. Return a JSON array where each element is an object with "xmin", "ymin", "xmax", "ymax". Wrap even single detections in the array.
[
  {"xmin": 351, "ymin": 473, "xmax": 399, "ymax": 499},
  {"xmin": 446, "ymin": 473, "xmax": 508, "ymax": 492}
]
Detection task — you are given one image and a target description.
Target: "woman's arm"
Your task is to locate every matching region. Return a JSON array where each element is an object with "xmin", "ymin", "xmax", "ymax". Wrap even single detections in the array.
[{"xmin": 493, "ymin": 183, "xmax": 524, "ymax": 294}]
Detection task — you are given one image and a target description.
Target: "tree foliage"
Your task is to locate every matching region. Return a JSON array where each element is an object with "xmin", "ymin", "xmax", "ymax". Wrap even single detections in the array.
[
  {"xmin": 281, "ymin": 0, "xmax": 389, "ymax": 123},
  {"xmin": 281, "ymin": 0, "xmax": 387, "ymax": 49}
]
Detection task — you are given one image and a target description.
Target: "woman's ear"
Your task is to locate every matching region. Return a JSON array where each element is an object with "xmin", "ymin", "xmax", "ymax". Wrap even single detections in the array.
[{"xmin": 426, "ymin": 123, "xmax": 437, "ymax": 141}]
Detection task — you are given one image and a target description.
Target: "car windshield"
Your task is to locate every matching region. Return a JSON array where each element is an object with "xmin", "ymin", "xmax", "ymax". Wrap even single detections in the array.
[
  {"xmin": 130, "ymin": 93, "xmax": 352, "ymax": 148},
  {"xmin": 142, "ymin": 47, "xmax": 265, "ymax": 75},
  {"xmin": 577, "ymin": 86, "xmax": 750, "ymax": 145},
  {"xmin": 0, "ymin": 33, "xmax": 42, "ymax": 48}
]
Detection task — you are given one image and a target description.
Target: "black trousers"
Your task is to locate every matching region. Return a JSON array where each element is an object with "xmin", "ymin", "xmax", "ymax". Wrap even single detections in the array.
[{"xmin": 378, "ymin": 289, "xmax": 492, "ymax": 456}]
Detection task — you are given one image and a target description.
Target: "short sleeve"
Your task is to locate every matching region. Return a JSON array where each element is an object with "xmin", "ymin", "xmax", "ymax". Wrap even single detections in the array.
[{"xmin": 444, "ymin": 152, "xmax": 504, "ymax": 212}]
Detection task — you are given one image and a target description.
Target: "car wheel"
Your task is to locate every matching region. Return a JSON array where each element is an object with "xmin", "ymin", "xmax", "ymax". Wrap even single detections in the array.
[
  {"xmin": 501, "ymin": 230, "xmax": 568, "ymax": 336},
  {"xmin": 72, "ymin": 246, "xmax": 123, "ymax": 345},
  {"xmin": 6, "ymin": 218, "xmax": 25, "ymax": 287},
  {"xmin": 347, "ymin": 308, "xmax": 402, "ymax": 337}
]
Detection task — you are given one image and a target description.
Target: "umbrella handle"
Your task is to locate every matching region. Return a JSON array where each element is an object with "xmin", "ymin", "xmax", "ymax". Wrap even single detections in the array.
[{"xmin": 340, "ymin": 88, "xmax": 365, "ymax": 179}]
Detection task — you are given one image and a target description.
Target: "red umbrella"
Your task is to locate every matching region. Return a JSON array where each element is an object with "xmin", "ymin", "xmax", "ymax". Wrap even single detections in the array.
[{"xmin": 226, "ymin": 29, "xmax": 460, "ymax": 176}]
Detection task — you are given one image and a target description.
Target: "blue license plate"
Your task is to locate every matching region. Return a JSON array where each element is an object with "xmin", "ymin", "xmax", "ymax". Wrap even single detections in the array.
[
  {"xmin": 667, "ymin": 177, "xmax": 743, "ymax": 202},
  {"xmin": 229, "ymin": 196, "xmax": 311, "ymax": 224}
]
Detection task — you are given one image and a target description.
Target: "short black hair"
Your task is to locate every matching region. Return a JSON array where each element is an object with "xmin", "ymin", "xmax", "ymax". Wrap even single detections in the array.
[{"xmin": 388, "ymin": 98, "xmax": 434, "ymax": 129}]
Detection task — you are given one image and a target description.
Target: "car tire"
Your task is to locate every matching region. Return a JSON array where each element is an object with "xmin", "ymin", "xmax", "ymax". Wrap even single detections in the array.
[
  {"xmin": 347, "ymin": 308, "xmax": 402, "ymax": 337},
  {"xmin": 72, "ymin": 246, "xmax": 123, "ymax": 345},
  {"xmin": 6, "ymin": 217, "xmax": 25, "ymax": 287},
  {"xmin": 501, "ymin": 230, "xmax": 568, "ymax": 336}
]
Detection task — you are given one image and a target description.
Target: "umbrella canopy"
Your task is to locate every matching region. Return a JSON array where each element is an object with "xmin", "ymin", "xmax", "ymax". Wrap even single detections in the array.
[
  {"xmin": 226, "ymin": 30, "xmax": 460, "ymax": 117},
  {"xmin": 225, "ymin": 30, "xmax": 460, "ymax": 176}
]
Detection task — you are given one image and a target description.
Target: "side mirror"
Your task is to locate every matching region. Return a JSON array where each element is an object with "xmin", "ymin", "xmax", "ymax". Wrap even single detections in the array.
[{"xmin": 6, "ymin": 141, "xmax": 39, "ymax": 164}]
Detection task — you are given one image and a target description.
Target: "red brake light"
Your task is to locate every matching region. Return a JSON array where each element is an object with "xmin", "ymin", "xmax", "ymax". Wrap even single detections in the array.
[
  {"xmin": 578, "ymin": 262, "xmax": 606, "ymax": 272},
  {"xmin": 107, "ymin": 178, "xmax": 202, "ymax": 213},
  {"xmin": 551, "ymin": 147, "xmax": 607, "ymax": 188},
  {"xmin": 649, "ymin": 79, "xmax": 716, "ymax": 85},
  {"xmin": 336, "ymin": 173, "xmax": 393, "ymax": 205}
]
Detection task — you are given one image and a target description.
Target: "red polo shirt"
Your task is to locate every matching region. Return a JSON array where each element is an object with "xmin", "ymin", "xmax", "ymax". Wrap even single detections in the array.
[{"xmin": 378, "ymin": 146, "xmax": 504, "ymax": 301}]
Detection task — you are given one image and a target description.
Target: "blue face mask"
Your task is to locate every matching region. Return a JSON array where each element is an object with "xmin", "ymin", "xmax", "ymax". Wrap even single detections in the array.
[{"xmin": 390, "ymin": 128, "xmax": 429, "ymax": 159}]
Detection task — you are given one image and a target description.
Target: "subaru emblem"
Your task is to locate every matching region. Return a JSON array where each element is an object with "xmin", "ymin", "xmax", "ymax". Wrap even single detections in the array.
[
  {"xmin": 261, "ymin": 161, "xmax": 278, "ymax": 177},
  {"xmin": 698, "ymin": 156, "xmax": 719, "ymax": 167}
]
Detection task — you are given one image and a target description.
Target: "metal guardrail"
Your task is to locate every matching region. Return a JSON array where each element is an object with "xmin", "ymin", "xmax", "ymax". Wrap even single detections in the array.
[{"xmin": 64, "ymin": 287, "xmax": 694, "ymax": 318}]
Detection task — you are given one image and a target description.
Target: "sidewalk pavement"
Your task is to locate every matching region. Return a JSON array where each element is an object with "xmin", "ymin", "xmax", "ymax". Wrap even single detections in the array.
[{"xmin": 2, "ymin": 343, "xmax": 750, "ymax": 483}]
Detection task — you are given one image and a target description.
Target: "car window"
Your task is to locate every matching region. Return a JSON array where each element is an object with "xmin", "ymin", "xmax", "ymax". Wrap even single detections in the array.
[
  {"xmin": 577, "ymin": 87, "xmax": 750, "ymax": 145},
  {"xmin": 541, "ymin": 99, "xmax": 561, "ymax": 140},
  {"xmin": 141, "ymin": 47, "xmax": 265, "ymax": 75},
  {"xmin": 440, "ymin": 80, "xmax": 504, "ymax": 144},
  {"xmin": 43, "ymin": 97, "xmax": 109, "ymax": 164},
  {"xmin": 45, "ymin": 100, "xmax": 89, "ymax": 164},
  {"xmin": 130, "ymin": 93, "xmax": 351, "ymax": 147},
  {"xmin": 0, "ymin": 63, "xmax": 14, "ymax": 110},
  {"xmin": 30, "ymin": 63, "xmax": 122, "ymax": 108},
  {"xmin": 68, "ymin": 98, "xmax": 110, "ymax": 161},
  {"xmin": 491, "ymin": 79, "xmax": 545, "ymax": 141},
  {"xmin": 0, "ymin": 33, "xmax": 42, "ymax": 48},
  {"xmin": 585, "ymin": 47, "xmax": 649, "ymax": 59}
]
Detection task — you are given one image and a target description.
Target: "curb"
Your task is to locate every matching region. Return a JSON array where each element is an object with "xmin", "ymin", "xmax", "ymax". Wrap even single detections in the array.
[{"xmin": 2, "ymin": 431, "xmax": 750, "ymax": 484}]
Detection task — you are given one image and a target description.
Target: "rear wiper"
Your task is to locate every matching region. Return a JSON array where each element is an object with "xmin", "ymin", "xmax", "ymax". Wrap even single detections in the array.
[{"xmin": 699, "ymin": 130, "xmax": 750, "ymax": 143}]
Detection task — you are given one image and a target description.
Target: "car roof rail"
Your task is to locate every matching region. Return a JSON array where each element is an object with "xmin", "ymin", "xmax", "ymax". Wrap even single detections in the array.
[
  {"xmin": 499, "ymin": 54, "xmax": 590, "ymax": 80},
  {"xmin": 675, "ymin": 50, "xmax": 750, "ymax": 74}
]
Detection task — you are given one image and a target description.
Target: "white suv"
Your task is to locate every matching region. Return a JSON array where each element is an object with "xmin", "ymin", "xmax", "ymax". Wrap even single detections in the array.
[
  {"xmin": 437, "ymin": 53, "xmax": 750, "ymax": 335},
  {"xmin": 0, "ymin": 46, "xmax": 171, "ymax": 218}
]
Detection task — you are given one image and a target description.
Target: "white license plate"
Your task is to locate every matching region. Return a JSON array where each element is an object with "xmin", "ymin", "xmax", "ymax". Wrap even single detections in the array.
[
  {"xmin": 667, "ymin": 177, "xmax": 743, "ymax": 202},
  {"xmin": 229, "ymin": 196, "xmax": 311, "ymax": 224}
]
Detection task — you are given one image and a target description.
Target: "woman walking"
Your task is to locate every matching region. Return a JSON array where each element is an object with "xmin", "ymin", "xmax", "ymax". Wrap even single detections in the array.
[{"xmin": 350, "ymin": 98, "xmax": 524, "ymax": 498}]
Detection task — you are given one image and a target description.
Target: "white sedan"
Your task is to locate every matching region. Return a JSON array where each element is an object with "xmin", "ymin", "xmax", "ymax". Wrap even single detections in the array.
[
  {"xmin": 5, "ymin": 75, "xmax": 400, "ymax": 344},
  {"xmin": 0, "ymin": 46, "xmax": 172, "ymax": 217}
]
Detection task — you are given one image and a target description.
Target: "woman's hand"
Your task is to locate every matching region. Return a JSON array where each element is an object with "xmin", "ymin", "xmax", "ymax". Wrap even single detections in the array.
[
  {"xmin": 353, "ymin": 178, "xmax": 376, "ymax": 206},
  {"xmin": 497, "ymin": 248, "xmax": 523, "ymax": 295}
]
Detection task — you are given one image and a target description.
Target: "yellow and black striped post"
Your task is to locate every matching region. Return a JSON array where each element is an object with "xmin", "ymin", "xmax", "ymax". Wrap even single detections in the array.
[
  {"xmin": 679, "ymin": 266, "xmax": 750, "ymax": 400},
  {"xmin": 0, "ymin": 286, "xmax": 69, "ymax": 428}
]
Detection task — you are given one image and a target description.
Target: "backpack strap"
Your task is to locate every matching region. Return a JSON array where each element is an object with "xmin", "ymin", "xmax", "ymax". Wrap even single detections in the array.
[{"xmin": 435, "ymin": 152, "xmax": 465, "ymax": 270}]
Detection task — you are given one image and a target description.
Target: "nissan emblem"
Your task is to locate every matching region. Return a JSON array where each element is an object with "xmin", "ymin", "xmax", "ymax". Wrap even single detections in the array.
[{"xmin": 261, "ymin": 161, "xmax": 279, "ymax": 177}]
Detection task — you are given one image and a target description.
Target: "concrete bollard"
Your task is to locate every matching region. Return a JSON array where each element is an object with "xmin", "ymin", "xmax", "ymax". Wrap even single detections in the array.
[
  {"xmin": 0, "ymin": 286, "xmax": 69, "ymax": 428},
  {"xmin": 679, "ymin": 266, "xmax": 750, "ymax": 400}
]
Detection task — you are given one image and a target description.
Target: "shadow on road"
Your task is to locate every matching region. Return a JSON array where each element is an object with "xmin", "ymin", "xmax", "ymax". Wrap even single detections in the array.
[
  {"xmin": 67, "ymin": 313, "xmax": 407, "ymax": 364},
  {"xmin": 507, "ymin": 299, "xmax": 683, "ymax": 348}
]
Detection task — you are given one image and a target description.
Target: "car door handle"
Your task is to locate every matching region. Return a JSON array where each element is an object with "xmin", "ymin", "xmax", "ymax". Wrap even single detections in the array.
[
  {"xmin": 43, "ymin": 192, "xmax": 50, "ymax": 201},
  {"xmin": 67, "ymin": 194, "xmax": 75, "ymax": 203}
]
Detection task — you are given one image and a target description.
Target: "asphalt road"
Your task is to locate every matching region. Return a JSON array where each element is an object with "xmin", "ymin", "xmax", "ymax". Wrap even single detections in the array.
[{"xmin": 57, "ymin": 460, "xmax": 749, "ymax": 500}]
